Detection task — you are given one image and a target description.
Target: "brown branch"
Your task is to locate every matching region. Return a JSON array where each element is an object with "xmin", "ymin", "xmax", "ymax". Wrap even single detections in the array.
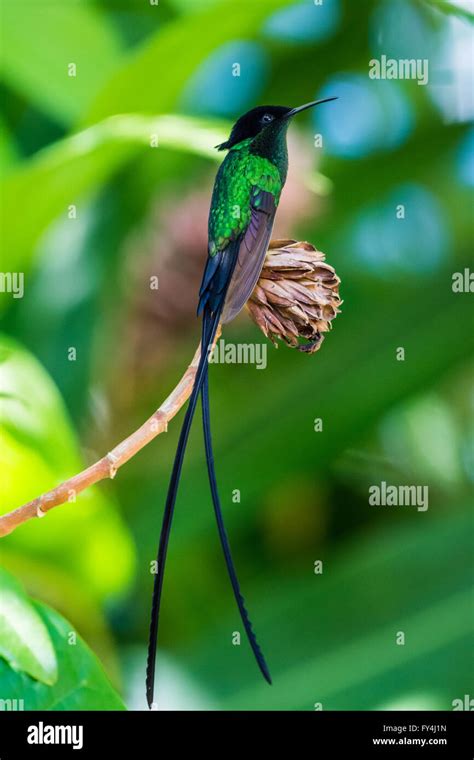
[{"xmin": 0, "ymin": 327, "xmax": 221, "ymax": 538}]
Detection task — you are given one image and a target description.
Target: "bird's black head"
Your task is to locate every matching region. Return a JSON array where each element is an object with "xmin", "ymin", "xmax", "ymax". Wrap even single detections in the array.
[
  {"xmin": 216, "ymin": 105, "xmax": 291, "ymax": 151},
  {"xmin": 216, "ymin": 98, "xmax": 337, "ymax": 151}
]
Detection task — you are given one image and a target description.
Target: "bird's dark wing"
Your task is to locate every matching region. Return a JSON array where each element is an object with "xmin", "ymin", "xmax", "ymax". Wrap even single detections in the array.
[
  {"xmin": 221, "ymin": 187, "xmax": 276, "ymax": 324},
  {"xmin": 198, "ymin": 187, "xmax": 276, "ymax": 322}
]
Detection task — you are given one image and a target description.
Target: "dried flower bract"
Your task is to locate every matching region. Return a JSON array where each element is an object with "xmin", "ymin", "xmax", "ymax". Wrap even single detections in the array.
[{"xmin": 248, "ymin": 240, "xmax": 342, "ymax": 354}]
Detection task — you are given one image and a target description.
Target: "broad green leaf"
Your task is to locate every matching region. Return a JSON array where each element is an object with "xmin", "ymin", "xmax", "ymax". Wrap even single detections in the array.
[
  {"xmin": 0, "ymin": 334, "xmax": 135, "ymax": 600},
  {"xmin": 0, "ymin": 1, "xmax": 123, "ymax": 125},
  {"xmin": 84, "ymin": 0, "xmax": 289, "ymax": 124},
  {"xmin": 0, "ymin": 114, "xmax": 227, "ymax": 272},
  {"xmin": 0, "ymin": 568, "xmax": 57, "ymax": 685},
  {"xmin": 0, "ymin": 589, "xmax": 125, "ymax": 709}
]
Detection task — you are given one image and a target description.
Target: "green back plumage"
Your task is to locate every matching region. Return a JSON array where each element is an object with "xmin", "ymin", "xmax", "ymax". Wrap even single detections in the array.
[{"xmin": 208, "ymin": 130, "xmax": 288, "ymax": 256}]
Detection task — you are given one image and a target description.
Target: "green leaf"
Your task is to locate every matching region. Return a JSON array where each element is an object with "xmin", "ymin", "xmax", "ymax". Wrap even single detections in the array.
[
  {"xmin": 0, "ymin": 1, "xmax": 123, "ymax": 125},
  {"xmin": 0, "ymin": 569, "xmax": 57, "ymax": 685},
  {"xmin": 83, "ymin": 0, "xmax": 289, "ymax": 124},
  {"xmin": 0, "ymin": 334, "xmax": 135, "ymax": 601},
  {"xmin": 0, "ymin": 114, "xmax": 227, "ymax": 272},
  {"xmin": 0, "ymin": 573, "xmax": 124, "ymax": 710}
]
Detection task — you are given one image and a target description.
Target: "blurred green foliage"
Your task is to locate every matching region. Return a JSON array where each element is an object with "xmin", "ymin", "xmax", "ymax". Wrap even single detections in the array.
[{"xmin": 0, "ymin": 0, "xmax": 472, "ymax": 710}]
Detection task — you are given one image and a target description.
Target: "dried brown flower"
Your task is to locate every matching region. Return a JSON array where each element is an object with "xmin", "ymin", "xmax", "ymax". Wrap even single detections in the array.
[{"xmin": 247, "ymin": 239, "xmax": 342, "ymax": 354}]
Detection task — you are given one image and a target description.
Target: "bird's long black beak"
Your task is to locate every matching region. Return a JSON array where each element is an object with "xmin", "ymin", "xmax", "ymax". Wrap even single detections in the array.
[{"xmin": 285, "ymin": 97, "xmax": 338, "ymax": 118}]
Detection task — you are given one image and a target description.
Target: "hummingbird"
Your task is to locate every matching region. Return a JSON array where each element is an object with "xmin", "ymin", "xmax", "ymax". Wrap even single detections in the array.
[{"xmin": 146, "ymin": 97, "xmax": 337, "ymax": 708}]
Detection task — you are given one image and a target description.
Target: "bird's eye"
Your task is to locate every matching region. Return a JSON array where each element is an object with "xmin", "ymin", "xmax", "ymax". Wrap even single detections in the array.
[{"xmin": 261, "ymin": 113, "xmax": 274, "ymax": 124}]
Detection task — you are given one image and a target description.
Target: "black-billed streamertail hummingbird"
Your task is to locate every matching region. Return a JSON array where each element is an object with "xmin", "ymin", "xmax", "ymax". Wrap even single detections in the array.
[{"xmin": 146, "ymin": 97, "xmax": 337, "ymax": 708}]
